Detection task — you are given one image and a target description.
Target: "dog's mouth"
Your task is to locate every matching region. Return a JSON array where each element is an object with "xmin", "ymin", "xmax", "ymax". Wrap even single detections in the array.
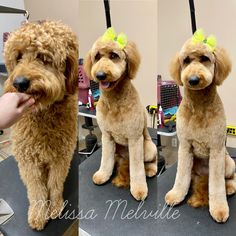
[{"xmin": 99, "ymin": 81, "xmax": 117, "ymax": 90}]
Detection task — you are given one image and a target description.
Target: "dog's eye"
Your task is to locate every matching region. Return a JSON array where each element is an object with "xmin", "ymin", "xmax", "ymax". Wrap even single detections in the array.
[
  {"xmin": 110, "ymin": 52, "xmax": 119, "ymax": 60},
  {"xmin": 36, "ymin": 53, "xmax": 44, "ymax": 61},
  {"xmin": 95, "ymin": 53, "xmax": 101, "ymax": 61},
  {"xmin": 200, "ymin": 55, "xmax": 210, "ymax": 62},
  {"xmin": 36, "ymin": 53, "xmax": 50, "ymax": 64},
  {"xmin": 183, "ymin": 56, "xmax": 190, "ymax": 65},
  {"xmin": 16, "ymin": 53, "xmax": 22, "ymax": 63}
]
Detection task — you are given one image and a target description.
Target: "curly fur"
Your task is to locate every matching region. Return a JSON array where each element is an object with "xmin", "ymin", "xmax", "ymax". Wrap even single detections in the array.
[
  {"xmin": 84, "ymin": 37, "xmax": 158, "ymax": 201},
  {"xmin": 4, "ymin": 21, "xmax": 78, "ymax": 230},
  {"xmin": 165, "ymin": 38, "xmax": 236, "ymax": 223}
]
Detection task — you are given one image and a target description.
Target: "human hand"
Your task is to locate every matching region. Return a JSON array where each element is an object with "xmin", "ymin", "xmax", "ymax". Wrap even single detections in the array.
[{"xmin": 0, "ymin": 92, "xmax": 35, "ymax": 129}]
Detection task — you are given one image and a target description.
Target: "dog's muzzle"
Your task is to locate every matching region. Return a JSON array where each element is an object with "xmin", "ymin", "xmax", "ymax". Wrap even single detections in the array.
[
  {"xmin": 13, "ymin": 76, "xmax": 30, "ymax": 92},
  {"xmin": 188, "ymin": 75, "xmax": 200, "ymax": 86},
  {"xmin": 96, "ymin": 71, "xmax": 107, "ymax": 81}
]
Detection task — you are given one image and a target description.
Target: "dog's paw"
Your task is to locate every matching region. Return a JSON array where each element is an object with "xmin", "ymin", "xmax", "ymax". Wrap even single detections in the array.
[
  {"xmin": 226, "ymin": 177, "xmax": 236, "ymax": 195},
  {"xmin": 145, "ymin": 162, "xmax": 157, "ymax": 177},
  {"xmin": 28, "ymin": 204, "xmax": 48, "ymax": 231},
  {"xmin": 130, "ymin": 182, "xmax": 148, "ymax": 201},
  {"xmin": 165, "ymin": 189, "xmax": 185, "ymax": 206},
  {"xmin": 93, "ymin": 170, "xmax": 110, "ymax": 185},
  {"xmin": 49, "ymin": 198, "xmax": 64, "ymax": 219},
  {"xmin": 210, "ymin": 201, "xmax": 229, "ymax": 223}
]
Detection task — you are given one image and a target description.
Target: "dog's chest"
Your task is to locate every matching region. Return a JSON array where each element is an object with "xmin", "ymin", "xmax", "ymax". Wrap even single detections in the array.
[{"xmin": 96, "ymin": 102, "xmax": 144, "ymax": 146}]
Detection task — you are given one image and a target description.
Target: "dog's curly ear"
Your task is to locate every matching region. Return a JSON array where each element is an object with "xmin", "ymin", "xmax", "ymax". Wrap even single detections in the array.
[
  {"xmin": 124, "ymin": 41, "xmax": 141, "ymax": 79},
  {"xmin": 214, "ymin": 47, "xmax": 232, "ymax": 85},
  {"xmin": 83, "ymin": 50, "xmax": 93, "ymax": 80},
  {"xmin": 169, "ymin": 54, "xmax": 182, "ymax": 86},
  {"xmin": 65, "ymin": 48, "xmax": 79, "ymax": 94}
]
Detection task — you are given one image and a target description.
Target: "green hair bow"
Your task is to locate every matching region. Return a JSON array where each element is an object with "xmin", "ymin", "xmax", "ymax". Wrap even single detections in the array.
[
  {"xmin": 102, "ymin": 27, "xmax": 127, "ymax": 49},
  {"xmin": 192, "ymin": 29, "xmax": 217, "ymax": 52}
]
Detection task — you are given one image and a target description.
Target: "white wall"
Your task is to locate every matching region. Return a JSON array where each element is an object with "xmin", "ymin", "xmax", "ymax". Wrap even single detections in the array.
[{"xmin": 0, "ymin": 0, "xmax": 25, "ymax": 63}]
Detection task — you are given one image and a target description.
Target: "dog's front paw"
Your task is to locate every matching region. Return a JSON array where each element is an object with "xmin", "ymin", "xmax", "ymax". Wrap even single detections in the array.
[
  {"xmin": 28, "ymin": 204, "xmax": 48, "ymax": 230},
  {"xmin": 210, "ymin": 201, "xmax": 229, "ymax": 223},
  {"xmin": 49, "ymin": 197, "xmax": 64, "ymax": 219},
  {"xmin": 93, "ymin": 170, "xmax": 110, "ymax": 185},
  {"xmin": 130, "ymin": 182, "xmax": 148, "ymax": 201},
  {"xmin": 165, "ymin": 189, "xmax": 185, "ymax": 206}
]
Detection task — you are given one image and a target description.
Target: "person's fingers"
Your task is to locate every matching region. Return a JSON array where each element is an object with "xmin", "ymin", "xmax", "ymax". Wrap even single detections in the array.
[
  {"xmin": 17, "ymin": 97, "xmax": 35, "ymax": 113},
  {"xmin": 15, "ymin": 93, "xmax": 31, "ymax": 103}
]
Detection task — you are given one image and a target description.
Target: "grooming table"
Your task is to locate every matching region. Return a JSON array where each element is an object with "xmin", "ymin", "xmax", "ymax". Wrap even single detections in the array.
[
  {"xmin": 79, "ymin": 147, "xmax": 236, "ymax": 236},
  {"xmin": 0, "ymin": 151, "xmax": 79, "ymax": 236}
]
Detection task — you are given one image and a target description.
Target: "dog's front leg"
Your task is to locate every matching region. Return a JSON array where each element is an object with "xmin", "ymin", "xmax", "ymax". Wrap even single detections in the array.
[
  {"xmin": 129, "ymin": 136, "xmax": 148, "ymax": 201},
  {"xmin": 18, "ymin": 163, "xmax": 49, "ymax": 230},
  {"xmin": 209, "ymin": 147, "xmax": 229, "ymax": 223},
  {"xmin": 165, "ymin": 141, "xmax": 193, "ymax": 205},
  {"xmin": 47, "ymin": 158, "xmax": 71, "ymax": 219},
  {"xmin": 93, "ymin": 132, "xmax": 115, "ymax": 185}
]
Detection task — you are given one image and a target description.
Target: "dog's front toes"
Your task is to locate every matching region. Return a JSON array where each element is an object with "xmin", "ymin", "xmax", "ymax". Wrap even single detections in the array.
[
  {"xmin": 145, "ymin": 162, "xmax": 157, "ymax": 177},
  {"xmin": 130, "ymin": 183, "xmax": 148, "ymax": 201},
  {"xmin": 49, "ymin": 198, "xmax": 64, "ymax": 219},
  {"xmin": 93, "ymin": 170, "xmax": 110, "ymax": 185},
  {"xmin": 165, "ymin": 189, "xmax": 185, "ymax": 206},
  {"xmin": 28, "ymin": 205, "xmax": 48, "ymax": 230},
  {"xmin": 210, "ymin": 201, "xmax": 229, "ymax": 223}
]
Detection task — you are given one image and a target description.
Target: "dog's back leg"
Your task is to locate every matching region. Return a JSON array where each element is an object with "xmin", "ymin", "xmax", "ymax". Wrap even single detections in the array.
[
  {"xmin": 143, "ymin": 127, "xmax": 158, "ymax": 177},
  {"xmin": 225, "ymin": 151, "xmax": 236, "ymax": 195}
]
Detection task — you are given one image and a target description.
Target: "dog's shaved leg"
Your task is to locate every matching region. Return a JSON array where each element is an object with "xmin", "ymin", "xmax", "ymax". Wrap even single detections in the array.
[
  {"xmin": 143, "ymin": 128, "xmax": 158, "ymax": 177},
  {"xmin": 165, "ymin": 141, "xmax": 193, "ymax": 205},
  {"xmin": 93, "ymin": 132, "xmax": 115, "ymax": 185},
  {"xmin": 129, "ymin": 136, "xmax": 148, "ymax": 201},
  {"xmin": 47, "ymin": 158, "xmax": 71, "ymax": 219},
  {"xmin": 18, "ymin": 163, "xmax": 49, "ymax": 230},
  {"xmin": 209, "ymin": 147, "xmax": 229, "ymax": 223},
  {"xmin": 225, "ymin": 151, "xmax": 235, "ymax": 178}
]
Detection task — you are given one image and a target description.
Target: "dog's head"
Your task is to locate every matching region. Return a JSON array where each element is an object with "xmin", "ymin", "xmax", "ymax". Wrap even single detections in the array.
[
  {"xmin": 170, "ymin": 30, "xmax": 231, "ymax": 90},
  {"xmin": 83, "ymin": 28, "xmax": 140, "ymax": 91},
  {"xmin": 4, "ymin": 21, "xmax": 79, "ymax": 110}
]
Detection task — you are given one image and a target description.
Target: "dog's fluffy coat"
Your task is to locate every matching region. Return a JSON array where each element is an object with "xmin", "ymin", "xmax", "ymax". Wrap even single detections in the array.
[
  {"xmin": 4, "ymin": 21, "xmax": 78, "ymax": 230},
  {"xmin": 84, "ymin": 36, "xmax": 158, "ymax": 201}
]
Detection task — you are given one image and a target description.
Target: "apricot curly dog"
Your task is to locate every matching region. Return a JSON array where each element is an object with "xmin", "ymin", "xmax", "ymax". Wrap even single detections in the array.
[
  {"xmin": 84, "ymin": 28, "xmax": 157, "ymax": 201},
  {"xmin": 4, "ymin": 21, "xmax": 78, "ymax": 230},
  {"xmin": 165, "ymin": 29, "xmax": 236, "ymax": 223}
]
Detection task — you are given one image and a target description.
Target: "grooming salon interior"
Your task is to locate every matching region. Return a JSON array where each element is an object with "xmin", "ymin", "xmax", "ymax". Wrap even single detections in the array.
[{"xmin": 0, "ymin": 0, "xmax": 236, "ymax": 236}]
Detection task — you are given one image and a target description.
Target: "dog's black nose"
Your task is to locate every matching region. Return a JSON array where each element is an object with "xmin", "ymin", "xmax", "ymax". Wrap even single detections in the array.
[
  {"xmin": 188, "ymin": 75, "xmax": 200, "ymax": 86},
  {"xmin": 96, "ymin": 71, "xmax": 107, "ymax": 81},
  {"xmin": 13, "ymin": 76, "xmax": 30, "ymax": 92}
]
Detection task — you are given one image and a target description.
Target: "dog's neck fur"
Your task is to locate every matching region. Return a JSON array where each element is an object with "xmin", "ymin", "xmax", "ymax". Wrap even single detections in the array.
[{"xmin": 183, "ymin": 82, "xmax": 221, "ymax": 113}]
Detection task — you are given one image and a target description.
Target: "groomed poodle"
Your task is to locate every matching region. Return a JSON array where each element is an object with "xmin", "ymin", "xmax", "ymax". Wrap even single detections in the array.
[
  {"xmin": 165, "ymin": 29, "xmax": 236, "ymax": 223},
  {"xmin": 4, "ymin": 21, "xmax": 78, "ymax": 230},
  {"xmin": 84, "ymin": 27, "xmax": 157, "ymax": 201}
]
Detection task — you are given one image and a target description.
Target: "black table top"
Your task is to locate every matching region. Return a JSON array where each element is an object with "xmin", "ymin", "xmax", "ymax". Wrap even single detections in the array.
[
  {"xmin": 79, "ymin": 147, "xmax": 236, "ymax": 236},
  {"xmin": 0, "ymin": 152, "xmax": 79, "ymax": 236}
]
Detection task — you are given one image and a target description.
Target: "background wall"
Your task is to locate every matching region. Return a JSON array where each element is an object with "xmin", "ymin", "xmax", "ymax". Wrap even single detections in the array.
[
  {"xmin": 0, "ymin": 0, "xmax": 25, "ymax": 63},
  {"xmin": 158, "ymin": 0, "xmax": 236, "ymax": 147},
  {"xmin": 24, "ymin": 0, "xmax": 79, "ymax": 36}
]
